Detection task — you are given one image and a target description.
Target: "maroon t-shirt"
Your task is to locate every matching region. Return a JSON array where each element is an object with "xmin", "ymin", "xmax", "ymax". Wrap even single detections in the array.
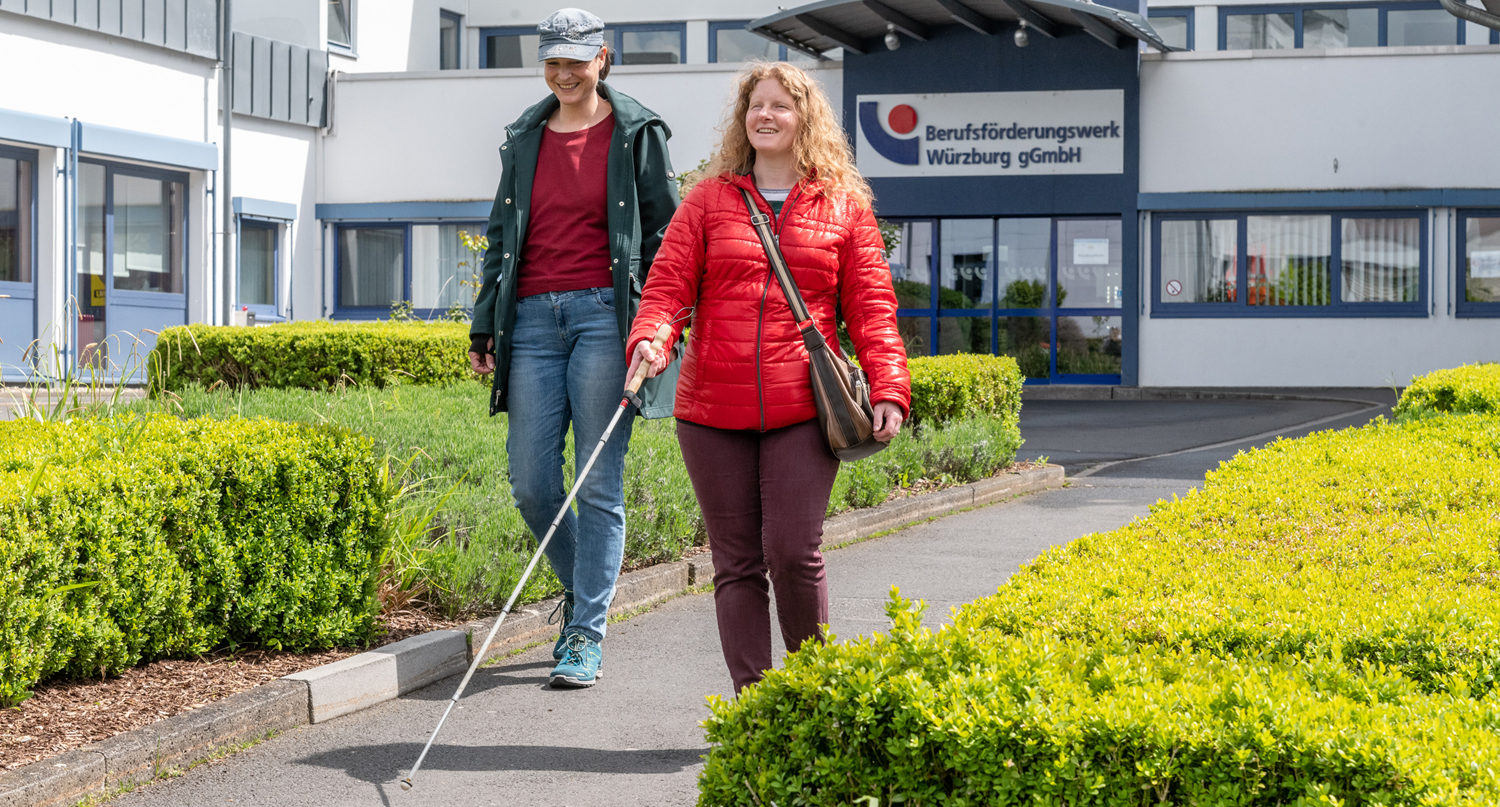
[{"xmin": 516, "ymin": 114, "xmax": 616, "ymax": 298}]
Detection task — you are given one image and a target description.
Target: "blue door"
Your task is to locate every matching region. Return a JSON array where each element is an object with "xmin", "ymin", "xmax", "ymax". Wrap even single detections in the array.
[
  {"xmin": 0, "ymin": 147, "xmax": 37, "ymax": 380},
  {"xmin": 78, "ymin": 161, "xmax": 187, "ymax": 379}
]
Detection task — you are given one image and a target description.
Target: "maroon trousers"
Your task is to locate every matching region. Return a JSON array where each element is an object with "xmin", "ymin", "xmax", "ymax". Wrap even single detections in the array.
[{"xmin": 676, "ymin": 418, "xmax": 842, "ymax": 692}]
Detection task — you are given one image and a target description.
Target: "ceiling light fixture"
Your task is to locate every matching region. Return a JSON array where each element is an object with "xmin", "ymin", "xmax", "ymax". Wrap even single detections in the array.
[
  {"xmin": 1014, "ymin": 19, "xmax": 1030, "ymax": 47},
  {"xmin": 885, "ymin": 22, "xmax": 901, "ymax": 50}
]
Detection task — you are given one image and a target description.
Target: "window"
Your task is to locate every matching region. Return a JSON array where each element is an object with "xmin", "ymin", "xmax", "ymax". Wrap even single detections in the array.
[
  {"xmin": 328, "ymin": 0, "xmax": 354, "ymax": 51},
  {"xmin": 481, "ymin": 23, "xmax": 686, "ymax": 68},
  {"xmin": 1153, "ymin": 211, "xmax": 1426, "ymax": 316},
  {"xmin": 0, "ymin": 148, "xmax": 35, "ymax": 285},
  {"xmin": 708, "ymin": 20, "xmax": 820, "ymax": 62},
  {"xmin": 336, "ymin": 222, "xmax": 486, "ymax": 315},
  {"xmin": 440, "ymin": 10, "xmax": 463, "ymax": 69},
  {"xmin": 1148, "ymin": 8, "xmax": 1195, "ymax": 50},
  {"xmin": 1220, "ymin": 2, "xmax": 1467, "ymax": 48},
  {"xmin": 893, "ymin": 217, "xmax": 1123, "ymax": 381},
  {"xmin": 1457, "ymin": 211, "xmax": 1500, "ymax": 317},
  {"xmin": 481, "ymin": 26, "xmax": 539, "ymax": 68},
  {"xmin": 239, "ymin": 220, "xmax": 279, "ymax": 314}
]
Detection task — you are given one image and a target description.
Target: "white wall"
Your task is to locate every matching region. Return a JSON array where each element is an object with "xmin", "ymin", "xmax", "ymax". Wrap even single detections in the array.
[
  {"xmin": 466, "ymin": 0, "xmax": 793, "ymax": 27},
  {"xmin": 1140, "ymin": 47, "xmax": 1500, "ymax": 192},
  {"xmin": 233, "ymin": 0, "xmax": 323, "ymax": 51},
  {"xmin": 230, "ymin": 116, "xmax": 318, "ymax": 321},
  {"xmin": 322, "ymin": 63, "xmax": 843, "ymax": 204}
]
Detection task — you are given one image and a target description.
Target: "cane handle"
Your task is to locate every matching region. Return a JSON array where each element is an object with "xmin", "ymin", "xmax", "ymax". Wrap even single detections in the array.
[{"xmin": 625, "ymin": 322, "xmax": 673, "ymax": 395}]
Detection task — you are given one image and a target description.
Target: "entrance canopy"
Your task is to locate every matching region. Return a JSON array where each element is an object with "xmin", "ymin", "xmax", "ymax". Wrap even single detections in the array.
[{"xmin": 749, "ymin": 0, "xmax": 1172, "ymax": 56}]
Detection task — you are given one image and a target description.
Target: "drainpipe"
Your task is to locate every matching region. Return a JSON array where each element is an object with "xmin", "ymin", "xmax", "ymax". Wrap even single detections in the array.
[
  {"xmin": 65, "ymin": 119, "xmax": 80, "ymax": 378},
  {"xmin": 221, "ymin": 0, "xmax": 233, "ymax": 326},
  {"xmin": 1440, "ymin": 0, "xmax": 1500, "ymax": 30}
]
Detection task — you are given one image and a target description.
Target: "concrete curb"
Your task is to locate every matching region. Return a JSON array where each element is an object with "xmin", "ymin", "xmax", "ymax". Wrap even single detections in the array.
[{"xmin": 0, "ymin": 464, "xmax": 1063, "ymax": 807}]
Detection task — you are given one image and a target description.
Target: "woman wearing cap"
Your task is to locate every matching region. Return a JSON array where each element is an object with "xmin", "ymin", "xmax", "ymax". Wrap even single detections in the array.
[
  {"xmin": 626, "ymin": 63, "xmax": 910, "ymax": 693},
  {"xmin": 468, "ymin": 8, "xmax": 679, "ymax": 689}
]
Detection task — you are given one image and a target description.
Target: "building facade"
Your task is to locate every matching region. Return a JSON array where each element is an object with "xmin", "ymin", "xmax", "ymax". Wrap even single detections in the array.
[{"xmin": 1, "ymin": 0, "xmax": 1495, "ymax": 386}]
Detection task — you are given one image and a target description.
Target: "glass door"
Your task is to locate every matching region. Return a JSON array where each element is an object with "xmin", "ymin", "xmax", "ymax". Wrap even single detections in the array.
[
  {"xmin": 888, "ymin": 216, "xmax": 1124, "ymax": 384},
  {"xmin": 0, "ymin": 147, "xmax": 37, "ymax": 379},
  {"xmin": 78, "ymin": 161, "xmax": 188, "ymax": 378}
]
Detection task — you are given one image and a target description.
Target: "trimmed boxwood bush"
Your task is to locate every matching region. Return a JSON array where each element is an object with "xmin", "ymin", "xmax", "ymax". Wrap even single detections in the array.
[
  {"xmin": 1395, "ymin": 362, "xmax": 1500, "ymax": 419},
  {"xmin": 0, "ymin": 415, "xmax": 387, "ymax": 706},
  {"xmin": 701, "ymin": 379, "xmax": 1500, "ymax": 804},
  {"xmin": 907, "ymin": 354, "xmax": 1024, "ymax": 427},
  {"xmin": 147, "ymin": 321, "xmax": 474, "ymax": 393}
]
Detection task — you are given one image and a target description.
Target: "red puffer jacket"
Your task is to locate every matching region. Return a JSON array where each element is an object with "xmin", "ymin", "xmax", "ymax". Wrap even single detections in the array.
[{"xmin": 628, "ymin": 172, "xmax": 910, "ymax": 432}]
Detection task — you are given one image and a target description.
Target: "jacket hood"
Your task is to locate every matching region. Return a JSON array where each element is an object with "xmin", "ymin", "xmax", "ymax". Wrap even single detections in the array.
[{"xmin": 506, "ymin": 82, "xmax": 670, "ymax": 139}]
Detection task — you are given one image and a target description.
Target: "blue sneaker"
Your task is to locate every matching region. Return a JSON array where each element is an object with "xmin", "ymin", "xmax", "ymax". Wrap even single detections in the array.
[
  {"xmin": 550, "ymin": 633, "xmax": 603, "ymax": 688},
  {"xmin": 549, "ymin": 593, "xmax": 575, "ymax": 661}
]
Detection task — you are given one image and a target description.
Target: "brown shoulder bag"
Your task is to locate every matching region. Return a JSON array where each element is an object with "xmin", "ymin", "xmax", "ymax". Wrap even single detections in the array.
[{"xmin": 739, "ymin": 189, "xmax": 887, "ymax": 461}]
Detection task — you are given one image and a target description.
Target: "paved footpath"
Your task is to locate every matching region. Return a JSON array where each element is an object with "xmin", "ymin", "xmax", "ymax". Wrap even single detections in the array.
[{"xmin": 116, "ymin": 390, "xmax": 1394, "ymax": 807}]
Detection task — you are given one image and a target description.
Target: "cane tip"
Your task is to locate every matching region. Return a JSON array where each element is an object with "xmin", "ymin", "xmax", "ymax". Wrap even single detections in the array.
[{"xmin": 399, "ymin": 778, "xmax": 413, "ymax": 791}]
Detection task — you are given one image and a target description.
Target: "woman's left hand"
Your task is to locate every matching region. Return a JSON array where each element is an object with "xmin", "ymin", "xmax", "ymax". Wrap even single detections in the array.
[{"xmin": 872, "ymin": 401, "xmax": 905, "ymax": 442}]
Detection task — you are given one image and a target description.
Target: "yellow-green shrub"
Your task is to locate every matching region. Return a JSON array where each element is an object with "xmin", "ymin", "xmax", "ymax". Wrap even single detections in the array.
[
  {"xmin": 906, "ymin": 354, "xmax": 1023, "ymax": 427},
  {"xmin": 1395, "ymin": 362, "xmax": 1500, "ymax": 419},
  {"xmin": 702, "ymin": 390, "xmax": 1500, "ymax": 804},
  {"xmin": 147, "ymin": 321, "xmax": 475, "ymax": 393},
  {"xmin": 0, "ymin": 415, "xmax": 387, "ymax": 706}
]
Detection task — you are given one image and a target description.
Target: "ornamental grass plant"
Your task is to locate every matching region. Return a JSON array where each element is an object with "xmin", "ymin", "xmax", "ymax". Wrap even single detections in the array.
[{"xmin": 701, "ymin": 370, "xmax": 1500, "ymax": 806}]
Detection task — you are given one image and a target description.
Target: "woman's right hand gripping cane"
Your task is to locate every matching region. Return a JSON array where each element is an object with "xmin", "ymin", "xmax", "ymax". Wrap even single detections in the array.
[{"xmin": 626, "ymin": 323, "xmax": 673, "ymax": 386}]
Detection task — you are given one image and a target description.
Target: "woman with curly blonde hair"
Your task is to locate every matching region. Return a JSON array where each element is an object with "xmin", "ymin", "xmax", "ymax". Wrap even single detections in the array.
[{"xmin": 626, "ymin": 62, "xmax": 911, "ymax": 692}]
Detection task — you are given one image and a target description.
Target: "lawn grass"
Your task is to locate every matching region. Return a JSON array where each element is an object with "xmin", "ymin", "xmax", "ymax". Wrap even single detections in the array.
[{"xmin": 136, "ymin": 382, "xmax": 1021, "ymax": 617}]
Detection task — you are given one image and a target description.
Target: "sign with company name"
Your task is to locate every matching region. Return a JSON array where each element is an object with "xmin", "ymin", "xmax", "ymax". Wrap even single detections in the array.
[{"xmin": 855, "ymin": 90, "xmax": 1125, "ymax": 178}]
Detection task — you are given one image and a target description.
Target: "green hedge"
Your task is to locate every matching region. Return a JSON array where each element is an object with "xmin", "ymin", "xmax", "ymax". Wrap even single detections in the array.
[
  {"xmin": 147, "ymin": 321, "xmax": 474, "ymax": 393},
  {"xmin": 907, "ymin": 354, "xmax": 1023, "ymax": 427},
  {"xmin": 702, "ymin": 392, "xmax": 1500, "ymax": 804},
  {"xmin": 0, "ymin": 415, "xmax": 387, "ymax": 706},
  {"xmin": 1395, "ymin": 362, "xmax": 1500, "ymax": 419}
]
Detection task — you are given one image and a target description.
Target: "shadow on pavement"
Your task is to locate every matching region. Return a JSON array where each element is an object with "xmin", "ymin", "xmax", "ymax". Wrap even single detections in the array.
[
  {"xmin": 296, "ymin": 743, "xmax": 705, "ymax": 783},
  {"xmin": 401, "ymin": 660, "xmax": 556, "ymax": 700}
]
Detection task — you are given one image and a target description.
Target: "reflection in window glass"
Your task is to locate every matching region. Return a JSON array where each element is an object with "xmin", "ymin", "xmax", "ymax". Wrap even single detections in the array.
[
  {"xmin": 1225, "ymin": 13, "xmax": 1295, "ymax": 48},
  {"xmin": 621, "ymin": 29, "xmax": 680, "ymax": 64},
  {"xmin": 1341, "ymin": 218, "xmax": 1420, "ymax": 302},
  {"xmin": 1304, "ymin": 8, "xmax": 1378, "ymax": 47},
  {"xmin": 240, "ymin": 222, "xmax": 277, "ymax": 307},
  {"xmin": 485, "ymin": 33, "xmax": 539, "ymax": 67},
  {"xmin": 440, "ymin": 14, "xmax": 461, "ymax": 69},
  {"xmin": 1160, "ymin": 219, "xmax": 1237, "ymax": 303},
  {"xmin": 996, "ymin": 218, "xmax": 1051, "ymax": 309},
  {"xmin": 340, "ymin": 228, "xmax": 404, "ymax": 308},
  {"xmin": 412, "ymin": 223, "xmax": 485, "ymax": 309},
  {"xmin": 897, "ymin": 315, "xmax": 931, "ymax": 358},
  {"xmin": 1465, "ymin": 218, "xmax": 1500, "ymax": 304},
  {"xmin": 1057, "ymin": 316, "xmax": 1122, "ymax": 375},
  {"xmin": 1057, "ymin": 219, "xmax": 1122, "ymax": 308},
  {"xmin": 79, "ymin": 164, "xmax": 107, "ymax": 366},
  {"xmin": 1247, "ymin": 215, "xmax": 1331, "ymax": 306},
  {"xmin": 1387, "ymin": 9, "xmax": 1458, "ymax": 45},
  {"xmin": 940, "ymin": 218, "xmax": 992, "ymax": 310},
  {"xmin": 1151, "ymin": 15, "xmax": 1190, "ymax": 50},
  {"xmin": 328, "ymin": 0, "xmax": 352, "ymax": 48},
  {"xmin": 938, "ymin": 316, "xmax": 989, "ymax": 355},
  {"xmin": 715, "ymin": 26, "xmax": 777, "ymax": 61},
  {"xmin": 1005, "ymin": 316, "xmax": 1050, "ymax": 379},
  {"xmin": 113, "ymin": 174, "xmax": 183, "ymax": 294},
  {"xmin": 0, "ymin": 157, "xmax": 33, "ymax": 284},
  {"xmin": 887, "ymin": 220, "xmax": 932, "ymax": 302}
]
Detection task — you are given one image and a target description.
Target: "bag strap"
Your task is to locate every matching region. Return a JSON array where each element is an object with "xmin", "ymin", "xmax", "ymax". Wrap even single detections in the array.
[{"xmin": 739, "ymin": 189, "xmax": 827, "ymax": 349}]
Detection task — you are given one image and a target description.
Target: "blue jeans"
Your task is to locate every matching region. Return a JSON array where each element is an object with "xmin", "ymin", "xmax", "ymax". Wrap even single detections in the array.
[{"xmin": 506, "ymin": 287, "xmax": 632, "ymax": 643}]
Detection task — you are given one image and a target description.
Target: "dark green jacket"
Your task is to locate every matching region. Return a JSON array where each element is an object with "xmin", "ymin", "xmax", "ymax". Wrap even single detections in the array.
[{"xmin": 471, "ymin": 83, "xmax": 681, "ymax": 417}]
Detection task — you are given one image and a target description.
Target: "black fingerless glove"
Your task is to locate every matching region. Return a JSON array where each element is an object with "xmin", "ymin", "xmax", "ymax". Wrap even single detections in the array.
[{"xmin": 469, "ymin": 334, "xmax": 492, "ymax": 355}]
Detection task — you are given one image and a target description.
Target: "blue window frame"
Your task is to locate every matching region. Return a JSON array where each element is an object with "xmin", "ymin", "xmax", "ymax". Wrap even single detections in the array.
[
  {"xmin": 479, "ymin": 26, "xmax": 537, "ymax": 69},
  {"xmin": 481, "ymin": 22, "xmax": 688, "ymax": 67},
  {"xmin": 328, "ymin": 0, "xmax": 356, "ymax": 55},
  {"xmin": 334, "ymin": 221, "xmax": 488, "ymax": 318},
  {"xmin": 1152, "ymin": 210, "xmax": 1428, "ymax": 317},
  {"xmin": 710, "ymin": 20, "xmax": 799, "ymax": 61},
  {"xmin": 238, "ymin": 218, "xmax": 281, "ymax": 321},
  {"xmin": 1220, "ymin": 2, "xmax": 1469, "ymax": 49},
  {"xmin": 1148, "ymin": 8, "xmax": 1195, "ymax": 50},
  {"xmin": 0, "ymin": 144, "xmax": 38, "ymax": 379},
  {"xmin": 440, "ymin": 10, "xmax": 463, "ymax": 70},
  {"xmin": 889, "ymin": 216, "xmax": 1124, "ymax": 383},
  {"xmin": 1456, "ymin": 209, "xmax": 1500, "ymax": 318}
]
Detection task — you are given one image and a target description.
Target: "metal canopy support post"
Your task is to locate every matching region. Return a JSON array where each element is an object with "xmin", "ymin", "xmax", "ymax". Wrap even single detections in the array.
[
  {"xmin": 994, "ymin": 0, "xmax": 1060, "ymax": 37},
  {"xmin": 862, "ymin": 0, "xmax": 931, "ymax": 39},
  {"xmin": 795, "ymin": 13, "xmax": 869, "ymax": 53},
  {"xmin": 66, "ymin": 120, "xmax": 80, "ymax": 376},
  {"xmin": 932, "ymin": 0, "xmax": 1001, "ymax": 34},
  {"xmin": 1074, "ymin": 12, "xmax": 1124, "ymax": 47}
]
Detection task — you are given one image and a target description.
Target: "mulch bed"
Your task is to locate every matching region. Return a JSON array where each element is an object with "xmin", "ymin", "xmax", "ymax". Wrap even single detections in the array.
[{"xmin": 0, "ymin": 611, "xmax": 462, "ymax": 772}]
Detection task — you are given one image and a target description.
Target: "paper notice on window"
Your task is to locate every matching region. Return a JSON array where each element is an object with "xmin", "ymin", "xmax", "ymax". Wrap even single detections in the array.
[
  {"xmin": 1472, "ymin": 250, "xmax": 1500, "ymax": 279},
  {"xmin": 1073, "ymin": 238, "xmax": 1110, "ymax": 265}
]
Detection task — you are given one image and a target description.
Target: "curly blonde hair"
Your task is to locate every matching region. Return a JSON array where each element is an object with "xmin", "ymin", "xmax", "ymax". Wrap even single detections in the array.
[{"xmin": 699, "ymin": 62, "xmax": 873, "ymax": 211}]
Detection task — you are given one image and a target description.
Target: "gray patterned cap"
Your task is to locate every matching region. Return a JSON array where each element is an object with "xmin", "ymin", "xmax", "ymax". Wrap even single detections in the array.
[{"xmin": 537, "ymin": 8, "xmax": 606, "ymax": 61}]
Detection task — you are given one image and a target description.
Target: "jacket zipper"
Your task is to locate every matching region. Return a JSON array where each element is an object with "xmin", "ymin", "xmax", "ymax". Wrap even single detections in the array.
[{"xmin": 752, "ymin": 184, "xmax": 804, "ymax": 432}]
